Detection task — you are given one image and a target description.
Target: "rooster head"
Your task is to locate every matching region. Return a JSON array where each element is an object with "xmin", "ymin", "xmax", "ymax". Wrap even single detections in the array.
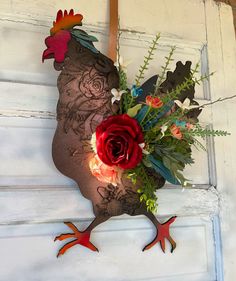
[{"xmin": 42, "ymin": 9, "xmax": 98, "ymax": 64}]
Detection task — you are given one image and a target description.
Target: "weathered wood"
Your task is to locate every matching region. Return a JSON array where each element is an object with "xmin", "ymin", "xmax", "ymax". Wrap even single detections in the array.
[
  {"xmin": 205, "ymin": 1, "xmax": 236, "ymax": 280},
  {"xmin": 0, "ymin": 186, "xmax": 219, "ymax": 224},
  {"xmin": 0, "ymin": 19, "xmax": 207, "ymax": 99},
  {"xmin": 0, "ymin": 0, "xmax": 207, "ymax": 41},
  {"xmin": 0, "ymin": 216, "xmax": 216, "ymax": 281}
]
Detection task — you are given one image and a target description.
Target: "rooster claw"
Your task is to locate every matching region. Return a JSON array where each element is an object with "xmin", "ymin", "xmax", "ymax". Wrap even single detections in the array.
[
  {"xmin": 55, "ymin": 222, "xmax": 98, "ymax": 257},
  {"xmin": 143, "ymin": 216, "xmax": 177, "ymax": 253}
]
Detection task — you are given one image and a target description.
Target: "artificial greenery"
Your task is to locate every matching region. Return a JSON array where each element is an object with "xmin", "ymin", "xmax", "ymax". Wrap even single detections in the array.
[
  {"xmin": 161, "ymin": 64, "xmax": 214, "ymax": 104},
  {"xmin": 135, "ymin": 34, "xmax": 160, "ymax": 87},
  {"xmin": 153, "ymin": 139, "xmax": 194, "ymax": 186},
  {"xmin": 127, "ymin": 163, "xmax": 158, "ymax": 213},
  {"xmin": 155, "ymin": 46, "xmax": 176, "ymax": 94},
  {"xmin": 188, "ymin": 127, "xmax": 230, "ymax": 137},
  {"xmin": 115, "ymin": 32, "xmax": 232, "ymax": 213}
]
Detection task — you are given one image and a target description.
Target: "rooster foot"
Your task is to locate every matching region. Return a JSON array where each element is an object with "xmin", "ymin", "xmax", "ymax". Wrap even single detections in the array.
[
  {"xmin": 143, "ymin": 216, "xmax": 177, "ymax": 253},
  {"xmin": 54, "ymin": 222, "xmax": 98, "ymax": 257}
]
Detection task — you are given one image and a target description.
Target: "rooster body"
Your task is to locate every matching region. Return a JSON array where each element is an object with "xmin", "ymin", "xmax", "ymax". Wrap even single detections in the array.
[
  {"xmin": 52, "ymin": 38, "xmax": 143, "ymax": 217},
  {"xmin": 51, "ymin": 38, "xmax": 169, "ymax": 256}
]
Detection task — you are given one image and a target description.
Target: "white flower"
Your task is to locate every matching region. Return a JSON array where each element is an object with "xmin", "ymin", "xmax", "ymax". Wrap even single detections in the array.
[
  {"xmin": 111, "ymin": 88, "xmax": 126, "ymax": 104},
  {"xmin": 139, "ymin": 143, "xmax": 150, "ymax": 155},
  {"xmin": 160, "ymin": 124, "xmax": 168, "ymax": 138},
  {"xmin": 174, "ymin": 98, "xmax": 199, "ymax": 111},
  {"xmin": 114, "ymin": 56, "xmax": 132, "ymax": 73}
]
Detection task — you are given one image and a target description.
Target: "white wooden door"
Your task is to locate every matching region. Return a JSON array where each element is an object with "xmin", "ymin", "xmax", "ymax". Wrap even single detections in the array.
[{"xmin": 0, "ymin": 0, "xmax": 236, "ymax": 280}]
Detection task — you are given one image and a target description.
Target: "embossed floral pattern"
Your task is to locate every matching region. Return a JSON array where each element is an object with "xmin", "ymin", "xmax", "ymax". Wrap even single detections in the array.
[{"xmin": 79, "ymin": 69, "xmax": 108, "ymax": 98}]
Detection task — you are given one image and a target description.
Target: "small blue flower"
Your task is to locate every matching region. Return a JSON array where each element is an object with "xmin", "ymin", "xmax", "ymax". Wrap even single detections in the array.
[
  {"xmin": 131, "ymin": 85, "xmax": 143, "ymax": 97},
  {"xmin": 175, "ymin": 120, "xmax": 186, "ymax": 127}
]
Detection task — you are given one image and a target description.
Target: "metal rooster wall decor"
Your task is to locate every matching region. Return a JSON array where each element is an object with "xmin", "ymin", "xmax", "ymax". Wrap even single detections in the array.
[{"xmin": 43, "ymin": 9, "xmax": 229, "ymax": 257}]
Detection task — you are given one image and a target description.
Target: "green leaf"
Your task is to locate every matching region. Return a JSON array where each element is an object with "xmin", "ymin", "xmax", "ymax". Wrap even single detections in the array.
[
  {"xmin": 142, "ymin": 157, "xmax": 152, "ymax": 167},
  {"xmin": 78, "ymin": 39, "xmax": 99, "ymax": 53},
  {"xmin": 130, "ymin": 163, "xmax": 158, "ymax": 213},
  {"xmin": 127, "ymin": 104, "xmax": 142, "ymax": 117},
  {"xmin": 175, "ymin": 171, "xmax": 191, "ymax": 187},
  {"xmin": 71, "ymin": 29, "xmax": 98, "ymax": 42}
]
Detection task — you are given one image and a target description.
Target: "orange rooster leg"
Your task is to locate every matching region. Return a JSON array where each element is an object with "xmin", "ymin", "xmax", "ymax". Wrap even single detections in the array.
[
  {"xmin": 143, "ymin": 215, "xmax": 177, "ymax": 253},
  {"xmin": 54, "ymin": 222, "xmax": 98, "ymax": 257}
]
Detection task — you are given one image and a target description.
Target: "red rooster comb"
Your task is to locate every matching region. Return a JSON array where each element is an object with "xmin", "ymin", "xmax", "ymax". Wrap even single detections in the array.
[{"xmin": 50, "ymin": 9, "xmax": 83, "ymax": 35}]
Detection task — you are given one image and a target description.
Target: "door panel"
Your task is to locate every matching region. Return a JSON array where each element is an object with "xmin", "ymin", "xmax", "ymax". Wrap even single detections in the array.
[{"xmin": 0, "ymin": 217, "xmax": 216, "ymax": 281}]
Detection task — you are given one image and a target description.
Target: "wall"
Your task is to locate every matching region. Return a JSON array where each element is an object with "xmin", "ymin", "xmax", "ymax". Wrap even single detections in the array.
[{"xmin": 216, "ymin": 0, "xmax": 236, "ymax": 35}]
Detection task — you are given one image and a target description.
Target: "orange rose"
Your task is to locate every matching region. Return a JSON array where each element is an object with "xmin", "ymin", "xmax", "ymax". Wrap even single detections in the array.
[
  {"xmin": 89, "ymin": 155, "xmax": 123, "ymax": 186},
  {"xmin": 170, "ymin": 124, "xmax": 183, "ymax": 140},
  {"xmin": 146, "ymin": 95, "xmax": 163, "ymax": 108}
]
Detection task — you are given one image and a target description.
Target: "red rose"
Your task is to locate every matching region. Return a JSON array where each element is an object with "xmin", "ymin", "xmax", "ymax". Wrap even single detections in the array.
[{"xmin": 96, "ymin": 114, "xmax": 144, "ymax": 169}]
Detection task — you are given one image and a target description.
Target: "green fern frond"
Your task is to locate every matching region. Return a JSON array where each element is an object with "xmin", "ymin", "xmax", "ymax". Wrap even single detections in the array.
[
  {"xmin": 128, "ymin": 163, "xmax": 158, "ymax": 213},
  {"xmin": 135, "ymin": 34, "xmax": 160, "ymax": 86},
  {"xmin": 189, "ymin": 128, "xmax": 230, "ymax": 138},
  {"xmin": 155, "ymin": 46, "xmax": 176, "ymax": 94}
]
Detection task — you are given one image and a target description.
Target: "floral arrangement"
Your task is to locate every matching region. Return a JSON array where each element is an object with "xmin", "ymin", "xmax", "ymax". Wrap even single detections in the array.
[{"xmin": 89, "ymin": 34, "xmax": 231, "ymax": 213}]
